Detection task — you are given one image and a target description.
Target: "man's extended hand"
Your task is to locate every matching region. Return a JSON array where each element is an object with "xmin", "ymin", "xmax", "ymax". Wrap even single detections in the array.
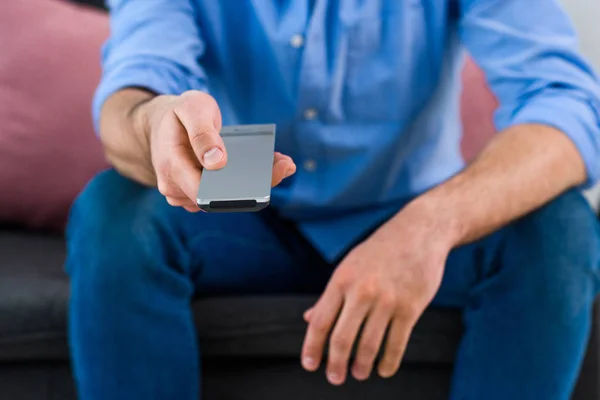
[
  {"xmin": 99, "ymin": 89, "xmax": 296, "ymax": 212},
  {"xmin": 301, "ymin": 202, "xmax": 455, "ymax": 385}
]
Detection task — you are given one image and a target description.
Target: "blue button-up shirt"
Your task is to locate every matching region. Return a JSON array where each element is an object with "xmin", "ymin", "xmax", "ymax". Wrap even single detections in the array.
[{"xmin": 95, "ymin": 0, "xmax": 600, "ymax": 261}]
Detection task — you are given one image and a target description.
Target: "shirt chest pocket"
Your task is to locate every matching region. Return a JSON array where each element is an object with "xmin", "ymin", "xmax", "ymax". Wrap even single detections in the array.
[{"xmin": 339, "ymin": 2, "xmax": 434, "ymax": 123}]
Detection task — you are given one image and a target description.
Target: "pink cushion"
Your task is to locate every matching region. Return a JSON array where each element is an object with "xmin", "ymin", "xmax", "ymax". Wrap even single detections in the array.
[
  {"xmin": 460, "ymin": 57, "xmax": 499, "ymax": 160},
  {"xmin": 0, "ymin": 0, "xmax": 109, "ymax": 230}
]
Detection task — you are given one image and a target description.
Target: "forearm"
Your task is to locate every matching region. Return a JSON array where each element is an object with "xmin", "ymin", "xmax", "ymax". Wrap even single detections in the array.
[
  {"xmin": 392, "ymin": 124, "xmax": 587, "ymax": 247},
  {"xmin": 99, "ymin": 89, "xmax": 156, "ymax": 186}
]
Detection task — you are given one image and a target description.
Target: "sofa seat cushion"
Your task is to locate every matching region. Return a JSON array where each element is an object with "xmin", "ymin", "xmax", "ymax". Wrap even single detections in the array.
[{"xmin": 0, "ymin": 231, "xmax": 462, "ymax": 364}]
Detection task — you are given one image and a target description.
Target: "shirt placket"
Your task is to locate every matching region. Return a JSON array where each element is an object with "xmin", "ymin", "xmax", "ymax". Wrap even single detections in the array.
[{"xmin": 289, "ymin": 0, "xmax": 331, "ymax": 206}]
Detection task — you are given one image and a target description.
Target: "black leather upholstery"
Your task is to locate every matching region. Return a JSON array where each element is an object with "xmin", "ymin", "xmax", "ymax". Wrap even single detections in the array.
[{"xmin": 70, "ymin": 0, "xmax": 106, "ymax": 10}]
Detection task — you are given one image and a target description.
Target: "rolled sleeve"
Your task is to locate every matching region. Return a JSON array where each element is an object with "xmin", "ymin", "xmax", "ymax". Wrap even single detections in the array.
[
  {"xmin": 93, "ymin": 0, "xmax": 209, "ymax": 131},
  {"xmin": 510, "ymin": 90, "xmax": 600, "ymax": 185},
  {"xmin": 459, "ymin": 0, "xmax": 600, "ymax": 186}
]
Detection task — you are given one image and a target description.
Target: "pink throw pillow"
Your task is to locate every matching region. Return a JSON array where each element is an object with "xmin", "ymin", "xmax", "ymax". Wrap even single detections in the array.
[
  {"xmin": 0, "ymin": 0, "xmax": 109, "ymax": 230},
  {"xmin": 460, "ymin": 57, "xmax": 499, "ymax": 160}
]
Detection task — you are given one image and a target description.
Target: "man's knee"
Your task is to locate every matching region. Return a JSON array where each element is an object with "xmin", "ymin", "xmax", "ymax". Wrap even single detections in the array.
[
  {"xmin": 69, "ymin": 169, "xmax": 146, "ymax": 222},
  {"xmin": 524, "ymin": 189, "xmax": 597, "ymax": 231},
  {"xmin": 512, "ymin": 189, "xmax": 599, "ymax": 260},
  {"xmin": 66, "ymin": 169, "xmax": 168, "ymax": 286},
  {"xmin": 68, "ymin": 169, "xmax": 145, "ymax": 246},
  {"xmin": 504, "ymin": 189, "xmax": 600, "ymax": 318}
]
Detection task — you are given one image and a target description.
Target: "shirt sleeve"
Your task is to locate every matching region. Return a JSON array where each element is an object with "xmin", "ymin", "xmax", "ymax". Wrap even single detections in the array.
[
  {"xmin": 458, "ymin": 0, "xmax": 600, "ymax": 187},
  {"xmin": 93, "ymin": 0, "xmax": 209, "ymax": 131}
]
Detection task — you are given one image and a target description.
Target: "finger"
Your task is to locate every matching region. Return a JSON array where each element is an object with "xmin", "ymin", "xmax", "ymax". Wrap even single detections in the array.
[
  {"xmin": 159, "ymin": 177, "xmax": 189, "ymax": 199},
  {"xmin": 165, "ymin": 196, "xmax": 202, "ymax": 213},
  {"xmin": 173, "ymin": 92, "xmax": 227, "ymax": 170},
  {"xmin": 378, "ymin": 317, "xmax": 412, "ymax": 378},
  {"xmin": 301, "ymin": 286, "xmax": 344, "ymax": 373},
  {"xmin": 154, "ymin": 111, "xmax": 203, "ymax": 202},
  {"xmin": 303, "ymin": 307, "xmax": 314, "ymax": 323},
  {"xmin": 273, "ymin": 152, "xmax": 296, "ymax": 170},
  {"xmin": 183, "ymin": 205, "xmax": 201, "ymax": 213},
  {"xmin": 271, "ymin": 156, "xmax": 296, "ymax": 187},
  {"xmin": 168, "ymin": 144, "xmax": 203, "ymax": 202},
  {"xmin": 351, "ymin": 302, "xmax": 394, "ymax": 381},
  {"xmin": 326, "ymin": 296, "xmax": 371, "ymax": 385},
  {"xmin": 165, "ymin": 196, "xmax": 193, "ymax": 207},
  {"xmin": 166, "ymin": 196, "xmax": 198, "ymax": 208}
]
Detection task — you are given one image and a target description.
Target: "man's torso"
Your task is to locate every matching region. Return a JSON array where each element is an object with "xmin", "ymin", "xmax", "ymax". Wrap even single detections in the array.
[{"xmin": 194, "ymin": 0, "xmax": 466, "ymax": 217}]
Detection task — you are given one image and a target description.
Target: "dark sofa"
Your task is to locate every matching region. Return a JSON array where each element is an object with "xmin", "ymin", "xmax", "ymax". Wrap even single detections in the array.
[
  {"xmin": 0, "ymin": 228, "xmax": 451, "ymax": 400},
  {"xmin": 1, "ymin": 228, "xmax": 599, "ymax": 400}
]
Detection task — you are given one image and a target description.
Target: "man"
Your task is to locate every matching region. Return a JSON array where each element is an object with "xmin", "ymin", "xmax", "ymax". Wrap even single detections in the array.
[{"xmin": 66, "ymin": 1, "xmax": 600, "ymax": 399}]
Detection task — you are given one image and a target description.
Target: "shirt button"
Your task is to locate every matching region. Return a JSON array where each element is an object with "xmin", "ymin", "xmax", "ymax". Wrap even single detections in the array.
[
  {"xmin": 289, "ymin": 34, "xmax": 305, "ymax": 48},
  {"xmin": 303, "ymin": 159, "xmax": 317, "ymax": 172},
  {"xmin": 303, "ymin": 108, "xmax": 318, "ymax": 120}
]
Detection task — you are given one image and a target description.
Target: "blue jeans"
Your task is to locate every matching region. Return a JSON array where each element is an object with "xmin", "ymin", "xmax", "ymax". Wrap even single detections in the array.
[{"xmin": 67, "ymin": 170, "xmax": 600, "ymax": 400}]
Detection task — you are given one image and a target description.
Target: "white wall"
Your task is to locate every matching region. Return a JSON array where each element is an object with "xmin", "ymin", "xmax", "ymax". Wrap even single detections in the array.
[
  {"xmin": 560, "ymin": 0, "xmax": 600, "ymax": 68},
  {"xmin": 559, "ymin": 0, "xmax": 600, "ymax": 208}
]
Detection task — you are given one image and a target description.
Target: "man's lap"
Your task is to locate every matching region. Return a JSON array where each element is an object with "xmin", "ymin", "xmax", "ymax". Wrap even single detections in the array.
[
  {"xmin": 67, "ymin": 170, "xmax": 600, "ymax": 400},
  {"xmin": 188, "ymin": 209, "xmax": 333, "ymax": 295},
  {"xmin": 69, "ymin": 169, "xmax": 600, "ymax": 305},
  {"xmin": 67, "ymin": 169, "xmax": 333, "ymax": 296}
]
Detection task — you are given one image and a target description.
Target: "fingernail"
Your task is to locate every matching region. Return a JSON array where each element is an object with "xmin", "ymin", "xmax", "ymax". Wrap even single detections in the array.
[
  {"xmin": 353, "ymin": 365, "xmax": 369, "ymax": 380},
  {"xmin": 378, "ymin": 367, "xmax": 393, "ymax": 379},
  {"xmin": 327, "ymin": 372, "xmax": 342, "ymax": 385},
  {"xmin": 203, "ymin": 147, "xmax": 223, "ymax": 166},
  {"xmin": 302, "ymin": 357, "xmax": 316, "ymax": 370}
]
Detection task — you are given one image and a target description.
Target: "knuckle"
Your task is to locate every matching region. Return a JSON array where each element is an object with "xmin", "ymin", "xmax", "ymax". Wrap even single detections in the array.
[
  {"xmin": 331, "ymin": 271, "xmax": 351, "ymax": 290},
  {"xmin": 189, "ymin": 129, "xmax": 216, "ymax": 147},
  {"xmin": 331, "ymin": 268, "xmax": 355, "ymax": 288},
  {"xmin": 379, "ymin": 291, "xmax": 397, "ymax": 310},
  {"xmin": 330, "ymin": 335, "xmax": 352, "ymax": 352},
  {"xmin": 178, "ymin": 92, "xmax": 220, "ymax": 118},
  {"xmin": 181, "ymin": 90, "xmax": 215, "ymax": 104},
  {"xmin": 357, "ymin": 282, "xmax": 378, "ymax": 302},
  {"xmin": 358, "ymin": 343, "xmax": 379, "ymax": 359},
  {"xmin": 156, "ymin": 179, "xmax": 171, "ymax": 196},
  {"xmin": 335, "ymin": 277, "xmax": 353, "ymax": 292},
  {"xmin": 399, "ymin": 302, "xmax": 421, "ymax": 320},
  {"xmin": 310, "ymin": 318, "xmax": 330, "ymax": 336}
]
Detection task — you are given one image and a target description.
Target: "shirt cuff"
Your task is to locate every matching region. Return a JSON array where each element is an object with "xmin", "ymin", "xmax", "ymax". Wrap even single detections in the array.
[
  {"xmin": 92, "ymin": 57, "xmax": 209, "ymax": 133},
  {"xmin": 502, "ymin": 91, "xmax": 600, "ymax": 188}
]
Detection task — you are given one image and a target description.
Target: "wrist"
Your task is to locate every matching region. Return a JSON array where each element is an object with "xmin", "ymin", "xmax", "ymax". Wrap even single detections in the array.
[
  {"xmin": 100, "ymin": 89, "xmax": 156, "ymax": 150},
  {"xmin": 124, "ymin": 90, "xmax": 156, "ymax": 150},
  {"xmin": 389, "ymin": 194, "xmax": 465, "ymax": 250},
  {"xmin": 98, "ymin": 89, "xmax": 159, "ymax": 185}
]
